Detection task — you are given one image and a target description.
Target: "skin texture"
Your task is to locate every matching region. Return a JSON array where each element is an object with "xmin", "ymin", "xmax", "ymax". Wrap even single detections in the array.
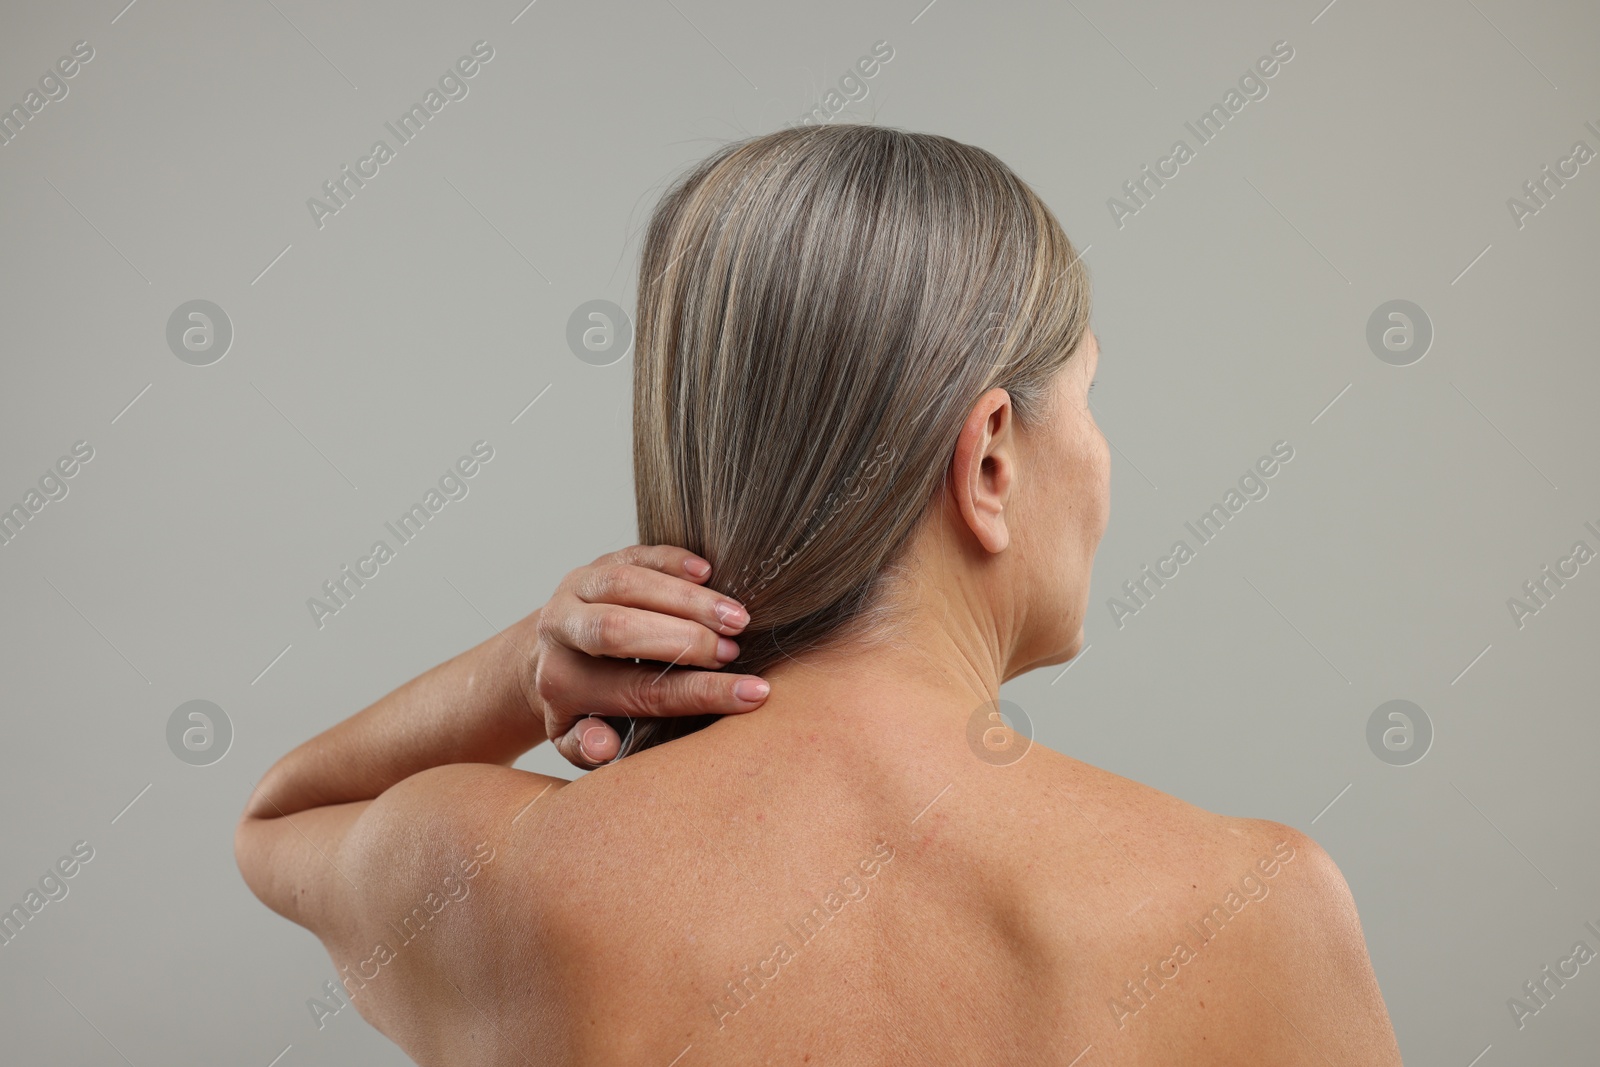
[{"xmin": 236, "ymin": 332, "xmax": 1404, "ymax": 1065}]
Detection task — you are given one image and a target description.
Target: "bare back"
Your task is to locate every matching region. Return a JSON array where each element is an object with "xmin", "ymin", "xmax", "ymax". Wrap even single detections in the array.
[{"xmin": 332, "ymin": 708, "xmax": 1401, "ymax": 1066}]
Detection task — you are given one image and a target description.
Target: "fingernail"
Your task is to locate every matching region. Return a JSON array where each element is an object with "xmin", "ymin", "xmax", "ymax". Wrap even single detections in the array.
[
  {"xmin": 716, "ymin": 637, "xmax": 740, "ymax": 662},
  {"xmin": 735, "ymin": 678, "xmax": 770, "ymax": 702},
  {"xmin": 685, "ymin": 557, "xmax": 711, "ymax": 578},
  {"xmin": 714, "ymin": 600, "xmax": 748, "ymax": 630},
  {"xmin": 581, "ymin": 726, "xmax": 610, "ymax": 759}
]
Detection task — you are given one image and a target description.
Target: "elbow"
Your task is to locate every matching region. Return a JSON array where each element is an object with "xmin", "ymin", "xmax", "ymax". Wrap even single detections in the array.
[
  {"xmin": 233, "ymin": 810, "xmax": 268, "ymax": 906},
  {"xmin": 233, "ymin": 811, "xmax": 302, "ymax": 925},
  {"xmin": 234, "ymin": 772, "xmax": 288, "ymax": 909}
]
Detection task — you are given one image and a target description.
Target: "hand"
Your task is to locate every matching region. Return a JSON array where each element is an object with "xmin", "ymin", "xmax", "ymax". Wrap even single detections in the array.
[{"xmin": 531, "ymin": 545, "xmax": 770, "ymax": 769}]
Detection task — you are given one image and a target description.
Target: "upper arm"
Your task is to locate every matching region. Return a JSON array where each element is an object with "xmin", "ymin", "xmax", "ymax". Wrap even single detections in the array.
[
  {"xmin": 234, "ymin": 763, "xmax": 568, "ymax": 950},
  {"xmin": 234, "ymin": 790, "xmax": 373, "ymax": 943}
]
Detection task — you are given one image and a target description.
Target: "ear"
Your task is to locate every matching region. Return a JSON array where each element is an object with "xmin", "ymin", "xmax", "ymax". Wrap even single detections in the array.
[{"xmin": 949, "ymin": 388, "xmax": 1015, "ymax": 554}]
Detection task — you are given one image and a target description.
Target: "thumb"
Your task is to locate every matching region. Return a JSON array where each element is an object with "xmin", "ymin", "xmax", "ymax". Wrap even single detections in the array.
[{"xmin": 554, "ymin": 716, "xmax": 621, "ymax": 769}]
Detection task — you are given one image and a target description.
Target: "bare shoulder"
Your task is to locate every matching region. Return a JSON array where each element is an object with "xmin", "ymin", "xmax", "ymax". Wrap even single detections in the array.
[
  {"xmin": 1155, "ymin": 815, "xmax": 1405, "ymax": 1065},
  {"xmin": 1025, "ymin": 757, "xmax": 1401, "ymax": 1063},
  {"xmin": 1027, "ymin": 751, "xmax": 1269, "ymax": 865},
  {"xmin": 1029, "ymin": 753, "xmax": 1353, "ymax": 898},
  {"xmin": 303, "ymin": 764, "xmax": 569, "ymax": 1051},
  {"xmin": 1209, "ymin": 825, "xmax": 1401, "ymax": 1067}
]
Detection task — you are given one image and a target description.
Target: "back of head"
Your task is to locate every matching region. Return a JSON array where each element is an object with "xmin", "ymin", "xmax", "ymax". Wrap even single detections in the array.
[{"xmin": 616, "ymin": 124, "xmax": 1091, "ymax": 756}]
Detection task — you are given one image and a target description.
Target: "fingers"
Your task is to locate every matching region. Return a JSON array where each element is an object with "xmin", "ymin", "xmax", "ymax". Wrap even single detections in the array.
[
  {"xmin": 593, "ymin": 544, "xmax": 715, "ymax": 583},
  {"xmin": 540, "ymin": 544, "xmax": 770, "ymax": 773},
  {"xmin": 612, "ymin": 663, "xmax": 770, "ymax": 718},
  {"xmin": 537, "ymin": 648, "xmax": 770, "ymax": 725},
  {"xmin": 547, "ymin": 602, "xmax": 739, "ymax": 669},
  {"xmin": 572, "ymin": 559, "xmax": 750, "ymax": 636}
]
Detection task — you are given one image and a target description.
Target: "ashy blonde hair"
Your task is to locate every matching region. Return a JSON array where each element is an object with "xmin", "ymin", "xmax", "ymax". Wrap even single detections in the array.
[{"xmin": 615, "ymin": 124, "xmax": 1091, "ymax": 756}]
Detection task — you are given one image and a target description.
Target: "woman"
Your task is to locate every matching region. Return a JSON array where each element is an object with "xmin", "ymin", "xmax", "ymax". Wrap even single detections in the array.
[{"xmin": 236, "ymin": 125, "xmax": 1403, "ymax": 1065}]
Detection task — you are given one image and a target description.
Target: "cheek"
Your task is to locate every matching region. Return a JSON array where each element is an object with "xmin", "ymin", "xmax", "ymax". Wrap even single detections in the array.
[
  {"xmin": 1052, "ymin": 423, "xmax": 1106, "ymax": 560},
  {"xmin": 1074, "ymin": 412, "xmax": 1108, "ymax": 490},
  {"xmin": 1093, "ymin": 430, "xmax": 1111, "ymax": 530},
  {"xmin": 1058, "ymin": 424, "xmax": 1109, "ymax": 562}
]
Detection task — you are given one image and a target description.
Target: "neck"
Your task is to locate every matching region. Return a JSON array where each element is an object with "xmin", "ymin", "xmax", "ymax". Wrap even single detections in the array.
[{"xmin": 740, "ymin": 555, "xmax": 1016, "ymax": 747}]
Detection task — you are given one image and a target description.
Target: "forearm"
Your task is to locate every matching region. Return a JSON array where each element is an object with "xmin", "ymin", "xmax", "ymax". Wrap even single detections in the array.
[{"xmin": 243, "ymin": 611, "xmax": 547, "ymax": 820}]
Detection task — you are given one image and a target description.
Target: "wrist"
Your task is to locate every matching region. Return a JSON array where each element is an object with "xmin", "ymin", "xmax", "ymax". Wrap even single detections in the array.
[
  {"xmin": 505, "ymin": 607, "xmax": 546, "ymax": 727},
  {"xmin": 460, "ymin": 607, "xmax": 549, "ymax": 764}
]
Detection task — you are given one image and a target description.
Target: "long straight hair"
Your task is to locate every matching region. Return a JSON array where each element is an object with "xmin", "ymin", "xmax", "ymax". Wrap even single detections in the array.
[{"xmin": 612, "ymin": 124, "xmax": 1091, "ymax": 756}]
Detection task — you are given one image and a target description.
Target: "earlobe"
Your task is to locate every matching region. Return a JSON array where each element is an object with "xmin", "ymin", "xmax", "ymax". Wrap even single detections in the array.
[{"xmin": 950, "ymin": 388, "xmax": 1013, "ymax": 554}]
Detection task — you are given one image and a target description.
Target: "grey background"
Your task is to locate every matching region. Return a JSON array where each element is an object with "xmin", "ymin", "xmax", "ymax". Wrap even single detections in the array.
[{"xmin": 1, "ymin": 0, "xmax": 1595, "ymax": 1062}]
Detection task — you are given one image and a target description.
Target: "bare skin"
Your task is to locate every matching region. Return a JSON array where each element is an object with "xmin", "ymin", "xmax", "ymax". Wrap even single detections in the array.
[{"xmin": 237, "ymin": 332, "xmax": 1403, "ymax": 1065}]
